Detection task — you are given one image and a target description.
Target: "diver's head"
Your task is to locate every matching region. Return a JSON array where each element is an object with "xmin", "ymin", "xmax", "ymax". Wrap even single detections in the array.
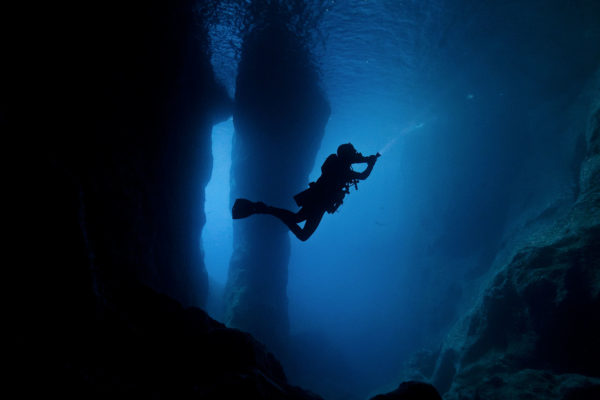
[{"xmin": 337, "ymin": 143, "xmax": 358, "ymax": 162}]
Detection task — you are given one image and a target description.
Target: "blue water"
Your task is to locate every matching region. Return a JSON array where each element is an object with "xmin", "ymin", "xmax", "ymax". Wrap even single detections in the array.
[
  {"xmin": 203, "ymin": 0, "xmax": 600, "ymax": 398},
  {"xmin": 289, "ymin": 2, "xmax": 456, "ymax": 394},
  {"xmin": 203, "ymin": 118, "xmax": 234, "ymax": 286}
]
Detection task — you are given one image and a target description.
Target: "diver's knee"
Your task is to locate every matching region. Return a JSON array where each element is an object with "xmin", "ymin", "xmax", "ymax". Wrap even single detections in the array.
[{"xmin": 297, "ymin": 231, "xmax": 311, "ymax": 241}]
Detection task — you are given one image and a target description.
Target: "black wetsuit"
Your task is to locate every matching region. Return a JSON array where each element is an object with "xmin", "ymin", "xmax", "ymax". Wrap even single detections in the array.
[
  {"xmin": 295, "ymin": 154, "xmax": 353, "ymax": 213},
  {"xmin": 232, "ymin": 146, "xmax": 377, "ymax": 241}
]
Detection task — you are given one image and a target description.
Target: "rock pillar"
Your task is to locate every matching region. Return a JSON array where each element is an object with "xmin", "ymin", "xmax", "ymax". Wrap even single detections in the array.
[{"xmin": 226, "ymin": 22, "xmax": 330, "ymax": 354}]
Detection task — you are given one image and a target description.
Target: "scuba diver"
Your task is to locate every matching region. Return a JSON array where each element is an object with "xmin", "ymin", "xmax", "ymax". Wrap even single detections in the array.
[{"xmin": 232, "ymin": 143, "xmax": 379, "ymax": 241}]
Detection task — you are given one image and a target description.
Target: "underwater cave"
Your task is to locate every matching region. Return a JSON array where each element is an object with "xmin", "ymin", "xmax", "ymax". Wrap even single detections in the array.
[{"xmin": 14, "ymin": 0, "xmax": 600, "ymax": 399}]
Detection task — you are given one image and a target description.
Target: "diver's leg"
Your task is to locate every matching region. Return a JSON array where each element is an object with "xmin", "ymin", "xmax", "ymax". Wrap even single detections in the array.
[
  {"xmin": 265, "ymin": 207, "xmax": 324, "ymax": 241},
  {"xmin": 259, "ymin": 205, "xmax": 305, "ymax": 237},
  {"xmin": 293, "ymin": 210, "xmax": 326, "ymax": 241},
  {"xmin": 247, "ymin": 202, "xmax": 325, "ymax": 241},
  {"xmin": 233, "ymin": 199, "xmax": 302, "ymax": 221}
]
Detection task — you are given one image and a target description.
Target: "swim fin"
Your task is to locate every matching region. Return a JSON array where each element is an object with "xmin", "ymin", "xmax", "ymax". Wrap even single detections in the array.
[{"xmin": 232, "ymin": 198, "xmax": 264, "ymax": 219}]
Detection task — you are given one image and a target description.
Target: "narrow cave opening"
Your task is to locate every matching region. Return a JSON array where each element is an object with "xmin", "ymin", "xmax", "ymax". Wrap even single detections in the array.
[{"xmin": 203, "ymin": 117, "xmax": 234, "ymax": 320}]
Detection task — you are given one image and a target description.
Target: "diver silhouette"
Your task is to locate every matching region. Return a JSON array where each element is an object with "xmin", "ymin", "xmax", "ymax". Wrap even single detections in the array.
[{"xmin": 232, "ymin": 143, "xmax": 379, "ymax": 241}]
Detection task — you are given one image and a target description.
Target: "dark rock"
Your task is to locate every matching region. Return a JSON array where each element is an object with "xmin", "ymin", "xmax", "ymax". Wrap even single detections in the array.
[
  {"xmin": 563, "ymin": 383, "xmax": 600, "ymax": 400},
  {"xmin": 449, "ymin": 370, "xmax": 600, "ymax": 400},
  {"xmin": 19, "ymin": 0, "xmax": 232, "ymax": 312},
  {"xmin": 370, "ymin": 381, "xmax": 442, "ymax": 400},
  {"xmin": 431, "ymin": 349, "xmax": 458, "ymax": 395},
  {"xmin": 9, "ymin": 2, "xmax": 323, "ymax": 398},
  {"xmin": 225, "ymin": 7, "xmax": 330, "ymax": 356},
  {"xmin": 417, "ymin": 74, "xmax": 600, "ymax": 400},
  {"xmin": 20, "ymin": 281, "xmax": 322, "ymax": 399},
  {"xmin": 405, "ymin": 350, "xmax": 440, "ymax": 382}
]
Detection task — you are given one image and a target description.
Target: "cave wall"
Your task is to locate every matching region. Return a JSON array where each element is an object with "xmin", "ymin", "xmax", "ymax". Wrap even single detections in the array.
[
  {"xmin": 404, "ymin": 72, "xmax": 600, "ymax": 399},
  {"xmin": 5, "ymin": 3, "xmax": 334, "ymax": 397},
  {"xmin": 225, "ymin": 20, "xmax": 330, "ymax": 354},
  {"xmin": 15, "ymin": 0, "xmax": 233, "ymax": 325}
]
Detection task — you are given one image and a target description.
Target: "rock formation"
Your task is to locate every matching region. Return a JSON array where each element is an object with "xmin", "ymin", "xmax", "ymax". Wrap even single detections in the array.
[
  {"xmin": 16, "ymin": 280, "xmax": 322, "ymax": 399},
  {"xmin": 22, "ymin": 0, "xmax": 233, "ymax": 310},
  {"xmin": 6, "ymin": 1, "xmax": 324, "ymax": 398},
  {"xmin": 225, "ymin": 11, "xmax": 330, "ymax": 355},
  {"xmin": 405, "ymin": 74, "xmax": 600, "ymax": 399},
  {"xmin": 6, "ymin": 1, "xmax": 333, "ymax": 398}
]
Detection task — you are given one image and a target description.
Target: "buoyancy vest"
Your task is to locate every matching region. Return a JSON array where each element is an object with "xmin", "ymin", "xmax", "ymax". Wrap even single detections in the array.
[{"xmin": 294, "ymin": 154, "xmax": 353, "ymax": 213}]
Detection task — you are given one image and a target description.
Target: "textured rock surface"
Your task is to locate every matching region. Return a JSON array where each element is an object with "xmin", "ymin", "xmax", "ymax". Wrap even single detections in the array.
[
  {"xmin": 226, "ymin": 11, "xmax": 330, "ymax": 355},
  {"xmin": 407, "ymin": 77, "xmax": 600, "ymax": 399},
  {"xmin": 16, "ymin": 282, "xmax": 322, "ymax": 399},
  {"xmin": 400, "ymin": 74, "xmax": 600, "ymax": 400}
]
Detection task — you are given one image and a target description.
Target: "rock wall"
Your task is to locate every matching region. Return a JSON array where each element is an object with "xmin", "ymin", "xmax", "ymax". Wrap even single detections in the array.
[
  {"xmin": 26, "ymin": 1, "xmax": 232, "ymax": 308},
  {"xmin": 8, "ymin": 3, "xmax": 329, "ymax": 398},
  {"xmin": 406, "ymin": 74, "xmax": 600, "ymax": 399},
  {"xmin": 10, "ymin": 0, "xmax": 230, "ymax": 384},
  {"xmin": 226, "ymin": 18, "xmax": 330, "ymax": 355},
  {"xmin": 16, "ymin": 280, "xmax": 323, "ymax": 399}
]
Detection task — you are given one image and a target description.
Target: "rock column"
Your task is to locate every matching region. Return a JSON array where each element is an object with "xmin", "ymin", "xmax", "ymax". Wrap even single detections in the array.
[{"xmin": 226, "ymin": 22, "xmax": 330, "ymax": 355}]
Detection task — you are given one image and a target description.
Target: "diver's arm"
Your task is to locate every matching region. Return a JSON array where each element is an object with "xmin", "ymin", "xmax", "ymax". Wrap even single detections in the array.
[{"xmin": 350, "ymin": 154, "xmax": 378, "ymax": 180}]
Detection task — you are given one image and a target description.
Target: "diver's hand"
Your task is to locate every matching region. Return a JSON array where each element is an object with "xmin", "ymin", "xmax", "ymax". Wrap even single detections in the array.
[{"xmin": 367, "ymin": 154, "xmax": 379, "ymax": 165}]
